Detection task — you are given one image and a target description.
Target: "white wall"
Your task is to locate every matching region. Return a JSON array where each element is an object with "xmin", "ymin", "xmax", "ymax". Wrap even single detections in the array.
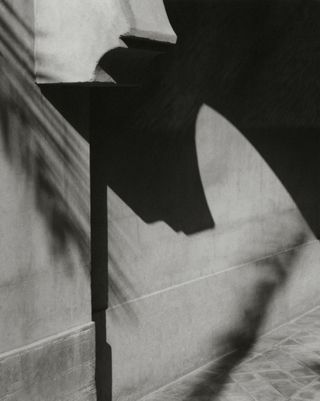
[
  {"xmin": 0, "ymin": 58, "xmax": 91, "ymax": 352},
  {"xmin": 0, "ymin": 1, "xmax": 95, "ymax": 398}
]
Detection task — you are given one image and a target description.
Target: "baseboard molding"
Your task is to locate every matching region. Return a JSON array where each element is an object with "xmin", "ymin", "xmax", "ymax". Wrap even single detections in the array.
[{"xmin": 0, "ymin": 323, "xmax": 96, "ymax": 401}]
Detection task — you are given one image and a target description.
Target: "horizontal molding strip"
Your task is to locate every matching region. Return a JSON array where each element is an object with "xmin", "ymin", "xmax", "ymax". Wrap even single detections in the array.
[
  {"xmin": 108, "ymin": 239, "xmax": 319, "ymax": 310},
  {"xmin": 0, "ymin": 322, "xmax": 94, "ymax": 359}
]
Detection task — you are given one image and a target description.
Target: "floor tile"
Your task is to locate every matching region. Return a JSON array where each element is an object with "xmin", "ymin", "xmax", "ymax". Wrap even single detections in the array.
[{"xmin": 142, "ymin": 306, "xmax": 320, "ymax": 401}]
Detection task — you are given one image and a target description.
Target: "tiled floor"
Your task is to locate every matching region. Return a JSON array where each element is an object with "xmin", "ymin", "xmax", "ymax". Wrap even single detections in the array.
[{"xmin": 143, "ymin": 306, "xmax": 320, "ymax": 401}]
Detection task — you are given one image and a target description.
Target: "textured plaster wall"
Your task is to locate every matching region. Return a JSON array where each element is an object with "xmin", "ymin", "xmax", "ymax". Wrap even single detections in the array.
[
  {"xmin": 0, "ymin": 55, "xmax": 91, "ymax": 354},
  {"xmin": 0, "ymin": 0, "xmax": 94, "ymax": 398},
  {"xmin": 107, "ymin": 105, "xmax": 320, "ymax": 401},
  {"xmin": 2, "ymin": 2, "xmax": 319, "ymax": 401}
]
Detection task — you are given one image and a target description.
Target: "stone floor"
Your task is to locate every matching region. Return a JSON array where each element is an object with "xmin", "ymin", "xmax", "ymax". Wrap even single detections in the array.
[{"xmin": 142, "ymin": 306, "xmax": 320, "ymax": 401}]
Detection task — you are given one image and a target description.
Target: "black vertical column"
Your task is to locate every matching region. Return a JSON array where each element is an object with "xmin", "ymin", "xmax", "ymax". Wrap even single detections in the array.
[{"xmin": 90, "ymin": 85, "xmax": 111, "ymax": 401}]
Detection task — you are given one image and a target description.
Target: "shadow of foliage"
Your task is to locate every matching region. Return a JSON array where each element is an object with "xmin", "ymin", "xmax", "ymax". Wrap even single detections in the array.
[
  {"xmin": 182, "ymin": 233, "xmax": 306, "ymax": 400},
  {"xmin": 0, "ymin": 1, "xmax": 90, "ymax": 273}
]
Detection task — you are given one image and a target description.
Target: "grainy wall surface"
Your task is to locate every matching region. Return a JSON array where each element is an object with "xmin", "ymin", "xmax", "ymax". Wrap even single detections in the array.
[
  {"xmin": 0, "ymin": 1, "xmax": 94, "ymax": 399},
  {"xmin": 106, "ymin": 2, "xmax": 320, "ymax": 400},
  {"xmin": 2, "ymin": 2, "xmax": 320, "ymax": 401},
  {"xmin": 107, "ymin": 110, "xmax": 320, "ymax": 401}
]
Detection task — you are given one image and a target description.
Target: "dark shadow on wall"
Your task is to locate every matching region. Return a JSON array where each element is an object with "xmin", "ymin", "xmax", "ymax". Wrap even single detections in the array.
[
  {"xmin": 161, "ymin": 0, "xmax": 320, "ymax": 236},
  {"xmin": 94, "ymin": 0, "xmax": 320, "ymax": 238},
  {"xmin": 38, "ymin": 84, "xmax": 114, "ymax": 401},
  {"xmin": 161, "ymin": 0, "xmax": 319, "ymax": 399},
  {"xmin": 95, "ymin": 0, "xmax": 320, "ymax": 399},
  {"xmin": 2, "ymin": 1, "xmax": 320, "ymax": 401},
  {"xmin": 39, "ymin": 0, "xmax": 320, "ymax": 399},
  {"xmin": 93, "ymin": 65, "xmax": 215, "ymax": 235},
  {"xmin": 91, "ymin": 86, "xmax": 214, "ymax": 235}
]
